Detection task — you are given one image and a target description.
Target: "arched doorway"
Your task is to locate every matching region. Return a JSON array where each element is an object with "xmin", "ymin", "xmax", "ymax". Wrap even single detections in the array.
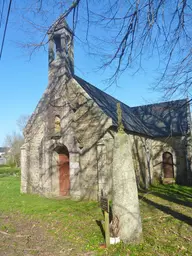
[
  {"xmin": 162, "ymin": 152, "xmax": 174, "ymax": 178},
  {"xmin": 55, "ymin": 145, "xmax": 70, "ymax": 196}
]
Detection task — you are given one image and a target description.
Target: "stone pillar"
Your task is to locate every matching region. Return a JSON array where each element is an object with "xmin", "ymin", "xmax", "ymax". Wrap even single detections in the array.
[
  {"xmin": 112, "ymin": 133, "xmax": 142, "ymax": 243},
  {"xmin": 42, "ymin": 142, "xmax": 52, "ymax": 196},
  {"xmin": 48, "ymin": 36, "xmax": 55, "ymax": 65},
  {"xmin": 186, "ymin": 101, "xmax": 192, "ymax": 184},
  {"xmin": 68, "ymin": 34, "xmax": 74, "ymax": 75},
  {"xmin": 70, "ymin": 153, "xmax": 81, "ymax": 199},
  {"xmin": 97, "ymin": 140, "xmax": 107, "ymax": 199},
  {"xmin": 20, "ymin": 143, "xmax": 29, "ymax": 193},
  {"xmin": 186, "ymin": 134, "xmax": 192, "ymax": 184},
  {"xmin": 50, "ymin": 150, "xmax": 59, "ymax": 196}
]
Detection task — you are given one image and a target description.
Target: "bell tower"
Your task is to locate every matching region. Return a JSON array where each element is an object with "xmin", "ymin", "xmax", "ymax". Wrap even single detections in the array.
[{"xmin": 48, "ymin": 16, "xmax": 74, "ymax": 83}]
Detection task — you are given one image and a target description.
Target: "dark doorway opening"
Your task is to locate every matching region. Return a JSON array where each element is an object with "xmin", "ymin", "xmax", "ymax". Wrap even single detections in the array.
[
  {"xmin": 162, "ymin": 152, "xmax": 174, "ymax": 178},
  {"xmin": 55, "ymin": 145, "xmax": 70, "ymax": 196}
]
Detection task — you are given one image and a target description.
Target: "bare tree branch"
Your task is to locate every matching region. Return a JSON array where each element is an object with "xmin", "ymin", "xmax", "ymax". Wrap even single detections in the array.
[{"xmin": 12, "ymin": 0, "xmax": 192, "ymax": 97}]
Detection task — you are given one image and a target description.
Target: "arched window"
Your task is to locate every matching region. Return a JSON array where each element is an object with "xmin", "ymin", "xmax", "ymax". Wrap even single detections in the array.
[
  {"xmin": 55, "ymin": 115, "xmax": 61, "ymax": 134},
  {"xmin": 162, "ymin": 152, "xmax": 174, "ymax": 178},
  {"xmin": 54, "ymin": 35, "xmax": 61, "ymax": 58}
]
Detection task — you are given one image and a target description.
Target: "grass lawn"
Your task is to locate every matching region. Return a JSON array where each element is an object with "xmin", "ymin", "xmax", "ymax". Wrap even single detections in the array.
[
  {"xmin": 0, "ymin": 165, "xmax": 192, "ymax": 255},
  {"xmin": 0, "ymin": 165, "xmax": 20, "ymax": 177}
]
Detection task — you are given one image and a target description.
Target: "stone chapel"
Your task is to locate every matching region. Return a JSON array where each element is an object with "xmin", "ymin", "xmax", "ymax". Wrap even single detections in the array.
[{"xmin": 21, "ymin": 16, "xmax": 192, "ymax": 200}]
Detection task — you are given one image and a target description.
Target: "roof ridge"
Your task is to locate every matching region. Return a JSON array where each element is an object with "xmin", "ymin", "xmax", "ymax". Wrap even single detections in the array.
[
  {"xmin": 48, "ymin": 15, "xmax": 73, "ymax": 34},
  {"xmin": 73, "ymin": 75, "xmax": 131, "ymax": 108},
  {"xmin": 131, "ymin": 98, "xmax": 187, "ymax": 109}
]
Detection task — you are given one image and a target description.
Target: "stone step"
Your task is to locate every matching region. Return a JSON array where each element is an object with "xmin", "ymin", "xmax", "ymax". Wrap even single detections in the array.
[{"xmin": 162, "ymin": 178, "xmax": 176, "ymax": 185}]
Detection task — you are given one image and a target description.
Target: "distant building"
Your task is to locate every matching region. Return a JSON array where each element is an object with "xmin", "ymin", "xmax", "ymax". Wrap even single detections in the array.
[{"xmin": 0, "ymin": 147, "xmax": 8, "ymax": 165}]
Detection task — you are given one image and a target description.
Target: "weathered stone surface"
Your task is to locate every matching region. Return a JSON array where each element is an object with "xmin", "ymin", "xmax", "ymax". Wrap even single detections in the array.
[
  {"xmin": 20, "ymin": 143, "xmax": 29, "ymax": 193},
  {"xmin": 130, "ymin": 134, "xmax": 189, "ymax": 188},
  {"xmin": 112, "ymin": 133, "xmax": 142, "ymax": 243},
  {"xmin": 21, "ymin": 75, "xmax": 112, "ymax": 199}
]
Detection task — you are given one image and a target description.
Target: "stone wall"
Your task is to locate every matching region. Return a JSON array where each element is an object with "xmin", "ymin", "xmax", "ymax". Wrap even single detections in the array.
[
  {"xmin": 21, "ymin": 117, "xmax": 46, "ymax": 195},
  {"xmin": 130, "ymin": 134, "xmax": 188, "ymax": 187},
  {"xmin": 97, "ymin": 131, "xmax": 114, "ymax": 199},
  {"xmin": 21, "ymin": 76, "xmax": 113, "ymax": 199}
]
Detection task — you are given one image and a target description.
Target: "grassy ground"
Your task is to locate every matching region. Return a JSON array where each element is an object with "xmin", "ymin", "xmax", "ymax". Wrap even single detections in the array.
[
  {"xmin": 0, "ymin": 166, "xmax": 192, "ymax": 255},
  {"xmin": 0, "ymin": 165, "xmax": 20, "ymax": 177}
]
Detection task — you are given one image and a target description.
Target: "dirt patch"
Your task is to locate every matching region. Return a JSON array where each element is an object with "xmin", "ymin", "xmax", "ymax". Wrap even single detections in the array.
[{"xmin": 0, "ymin": 213, "xmax": 91, "ymax": 256}]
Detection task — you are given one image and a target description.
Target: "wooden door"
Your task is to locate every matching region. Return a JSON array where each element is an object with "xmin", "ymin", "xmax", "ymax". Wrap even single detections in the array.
[
  {"xmin": 58, "ymin": 154, "xmax": 70, "ymax": 196},
  {"xmin": 162, "ymin": 152, "xmax": 174, "ymax": 178}
]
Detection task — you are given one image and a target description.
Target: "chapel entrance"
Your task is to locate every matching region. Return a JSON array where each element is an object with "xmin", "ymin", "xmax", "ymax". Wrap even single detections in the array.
[
  {"xmin": 55, "ymin": 145, "xmax": 70, "ymax": 196},
  {"xmin": 162, "ymin": 152, "xmax": 174, "ymax": 178}
]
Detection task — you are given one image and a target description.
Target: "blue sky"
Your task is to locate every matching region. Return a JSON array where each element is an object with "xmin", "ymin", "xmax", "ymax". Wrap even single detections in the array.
[{"xmin": 0, "ymin": 1, "xmax": 177, "ymax": 145}]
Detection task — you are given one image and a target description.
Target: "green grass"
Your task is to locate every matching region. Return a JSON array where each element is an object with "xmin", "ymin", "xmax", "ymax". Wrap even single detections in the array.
[{"xmin": 0, "ymin": 166, "xmax": 192, "ymax": 255}]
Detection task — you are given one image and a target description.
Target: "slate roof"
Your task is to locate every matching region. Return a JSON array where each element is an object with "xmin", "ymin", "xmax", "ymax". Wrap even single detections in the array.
[
  {"xmin": 74, "ymin": 76, "xmax": 190, "ymax": 137},
  {"xmin": 131, "ymin": 99, "xmax": 190, "ymax": 137},
  {"xmin": 48, "ymin": 15, "xmax": 72, "ymax": 34},
  {"xmin": 74, "ymin": 76, "xmax": 151, "ymax": 137}
]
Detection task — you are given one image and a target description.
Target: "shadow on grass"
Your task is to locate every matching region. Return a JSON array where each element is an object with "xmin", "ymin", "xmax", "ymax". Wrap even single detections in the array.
[
  {"xmin": 96, "ymin": 220, "xmax": 105, "ymax": 239},
  {"xmin": 151, "ymin": 185, "xmax": 192, "ymax": 199},
  {"xmin": 96, "ymin": 206, "xmax": 113, "ymax": 240},
  {"xmin": 149, "ymin": 191, "xmax": 192, "ymax": 208},
  {"xmin": 139, "ymin": 195, "xmax": 192, "ymax": 226}
]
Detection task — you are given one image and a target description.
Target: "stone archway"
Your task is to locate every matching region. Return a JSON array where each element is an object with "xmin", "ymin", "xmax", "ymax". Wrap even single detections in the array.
[
  {"xmin": 54, "ymin": 145, "xmax": 70, "ymax": 196},
  {"xmin": 162, "ymin": 152, "xmax": 174, "ymax": 178}
]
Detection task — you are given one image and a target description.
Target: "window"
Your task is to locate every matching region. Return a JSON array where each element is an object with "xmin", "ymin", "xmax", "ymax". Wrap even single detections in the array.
[
  {"xmin": 55, "ymin": 115, "xmax": 61, "ymax": 133},
  {"xmin": 54, "ymin": 35, "xmax": 61, "ymax": 58}
]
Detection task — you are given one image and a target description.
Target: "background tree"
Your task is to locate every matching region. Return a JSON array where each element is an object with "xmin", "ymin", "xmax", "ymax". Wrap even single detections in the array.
[
  {"xmin": 17, "ymin": 114, "xmax": 31, "ymax": 134},
  {"xmin": 4, "ymin": 132, "xmax": 23, "ymax": 167},
  {"xmin": 8, "ymin": 0, "xmax": 192, "ymax": 98},
  {"xmin": 3, "ymin": 115, "xmax": 29, "ymax": 167}
]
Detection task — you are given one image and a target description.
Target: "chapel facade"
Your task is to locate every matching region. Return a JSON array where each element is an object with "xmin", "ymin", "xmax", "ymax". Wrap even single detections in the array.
[{"xmin": 21, "ymin": 17, "xmax": 192, "ymax": 200}]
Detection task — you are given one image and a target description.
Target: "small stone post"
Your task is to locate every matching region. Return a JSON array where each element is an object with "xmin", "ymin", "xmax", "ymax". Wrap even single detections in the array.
[
  {"xmin": 112, "ymin": 133, "xmax": 142, "ymax": 243},
  {"xmin": 20, "ymin": 143, "xmax": 29, "ymax": 193}
]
